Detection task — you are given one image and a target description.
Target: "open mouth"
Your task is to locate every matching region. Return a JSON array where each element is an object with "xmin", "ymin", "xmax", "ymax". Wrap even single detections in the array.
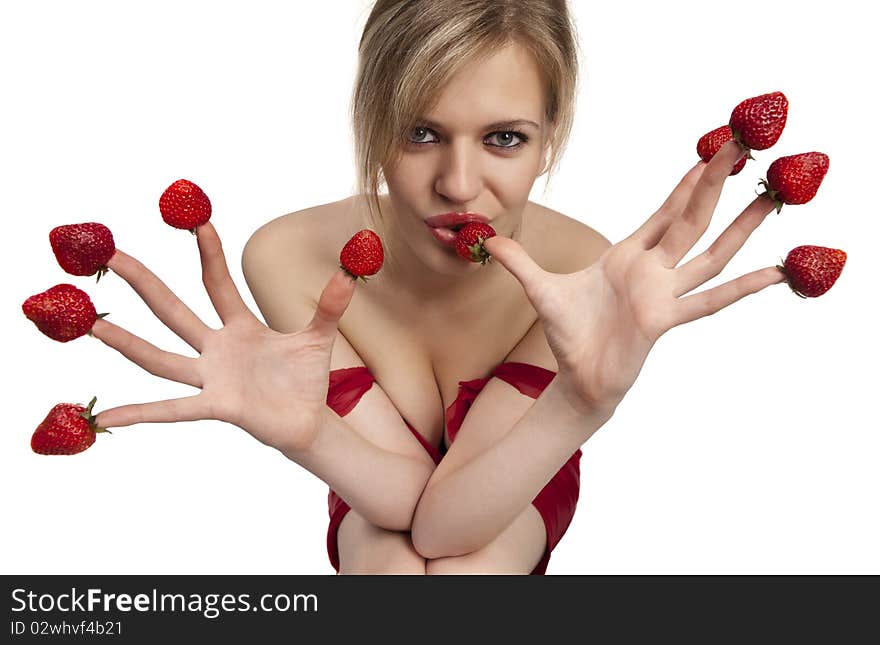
[{"xmin": 449, "ymin": 223, "xmax": 466, "ymax": 233}]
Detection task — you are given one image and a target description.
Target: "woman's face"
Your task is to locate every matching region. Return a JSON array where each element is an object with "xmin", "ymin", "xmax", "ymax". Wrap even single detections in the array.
[{"xmin": 383, "ymin": 42, "xmax": 552, "ymax": 276}]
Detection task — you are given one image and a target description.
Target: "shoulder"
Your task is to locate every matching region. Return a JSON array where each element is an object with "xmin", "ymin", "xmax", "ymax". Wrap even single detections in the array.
[
  {"xmin": 242, "ymin": 195, "xmax": 364, "ymax": 277},
  {"xmin": 241, "ymin": 197, "xmax": 356, "ymax": 328},
  {"xmin": 525, "ymin": 201, "xmax": 612, "ymax": 273},
  {"xmin": 243, "ymin": 198, "xmax": 344, "ymax": 264}
]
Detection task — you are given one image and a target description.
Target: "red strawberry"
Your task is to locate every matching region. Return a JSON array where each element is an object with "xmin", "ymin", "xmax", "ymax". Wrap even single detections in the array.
[
  {"xmin": 49, "ymin": 222, "xmax": 116, "ymax": 283},
  {"xmin": 454, "ymin": 222, "xmax": 497, "ymax": 264},
  {"xmin": 729, "ymin": 91, "xmax": 788, "ymax": 154},
  {"xmin": 340, "ymin": 229, "xmax": 384, "ymax": 282},
  {"xmin": 697, "ymin": 125, "xmax": 747, "ymax": 175},
  {"xmin": 159, "ymin": 179, "xmax": 212, "ymax": 234},
  {"xmin": 759, "ymin": 152, "xmax": 829, "ymax": 213},
  {"xmin": 778, "ymin": 245, "xmax": 846, "ymax": 298},
  {"xmin": 31, "ymin": 396, "xmax": 109, "ymax": 455},
  {"xmin": 22, "ymin": 283, "xmax": 107, "ymax": 342}
]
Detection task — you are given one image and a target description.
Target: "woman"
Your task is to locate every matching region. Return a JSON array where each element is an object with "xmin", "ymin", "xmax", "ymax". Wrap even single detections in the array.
[{"xmin": 89, "ymin": 0, "xmax": 782, "ymax": 574}]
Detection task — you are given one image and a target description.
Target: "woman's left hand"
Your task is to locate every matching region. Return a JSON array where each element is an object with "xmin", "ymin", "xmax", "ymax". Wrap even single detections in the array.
[{"xmin": 483, "ymin": 140, "xmax": 785, "ymax": 418}]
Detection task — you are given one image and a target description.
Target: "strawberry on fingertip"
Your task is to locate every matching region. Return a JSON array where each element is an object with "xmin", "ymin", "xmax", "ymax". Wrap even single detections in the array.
[
  {"xmin": 454, "ymin": 222, "xmax": 497, "ymax": 264},
  {"xmin": 729, "ymin": 91, "xmax": 789, "ymax": 154},
  {"xmin": 759, "ymin": 152, "xmax": 829, "ymax": 213},
  {"xmin": 340, "ymin": 229, "xmax": 384, "ymax": 282},
  {"xmin": 778, "ymin": 245, "xmax": 846, "ymax": 298},
  {"xmin": 22, "ymin": 283, "xmax": 108, "ymax": 342},
  {"xmin": 49, "ymin": 223, "xmax": 116, "ymax": 283},
  {"xmin": 31, "ymin": 396, "xmax": 109, "ymax": 455},
  {"xmin": 696, "ymin": 126, "xmax": 747, "ymax": 176},
  {"xmin": 159, "ymin": 179, "xmax": 212, "ymax": 234}
]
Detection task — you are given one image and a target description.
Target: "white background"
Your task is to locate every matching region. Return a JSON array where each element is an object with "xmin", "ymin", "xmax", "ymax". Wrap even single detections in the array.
[{"xmin": 2, "ymin": 1, "xmax": 877, "ymax": 575}]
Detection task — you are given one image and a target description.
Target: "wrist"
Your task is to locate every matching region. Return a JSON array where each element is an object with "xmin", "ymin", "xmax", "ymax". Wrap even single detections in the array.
[
  {"xmin": 274, "ymin": 406, "xmax": 328, "ymax": 460},
  {"xmin": 546, "ymin": 375, "xmax": 616, "ymax": 434}
]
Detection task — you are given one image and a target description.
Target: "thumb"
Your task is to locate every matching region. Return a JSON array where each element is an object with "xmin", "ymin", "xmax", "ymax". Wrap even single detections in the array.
[
  {"xmin": 483, "ymin": 235, "xmax": 546, "ymax": 295},
  {"xmin": 308, "ymin": 269, "xmax": 356, "ymax": 335}
]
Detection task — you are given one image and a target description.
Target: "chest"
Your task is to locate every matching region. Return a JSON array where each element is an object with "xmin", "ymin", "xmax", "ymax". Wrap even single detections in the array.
[{"xmin": 338, "ymin": 287, "xmax": 538, "ymax": 451}]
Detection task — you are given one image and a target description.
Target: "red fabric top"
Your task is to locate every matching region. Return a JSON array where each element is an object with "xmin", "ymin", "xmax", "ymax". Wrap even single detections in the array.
[
  {"xmin": 326, "ymin": 361, "xmax": 557, "ymax": 455},
  {"xmin": 324, "ymin": 361, "xmax": 579, "ymax": 575}
]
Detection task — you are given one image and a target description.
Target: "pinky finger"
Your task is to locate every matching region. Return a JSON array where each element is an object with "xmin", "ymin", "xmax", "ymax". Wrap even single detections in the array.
[
  {"xmin": 93, "ymin": 394, "xmax": 209, "ymax": 429},
  {"xmin": 672, "ymin": 266, "xmax": 786, "ymax": 328}
]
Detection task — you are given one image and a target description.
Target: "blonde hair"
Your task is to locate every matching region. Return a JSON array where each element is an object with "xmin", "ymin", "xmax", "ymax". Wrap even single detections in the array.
[{"xmin": 349, "ymin": 0, "xmax": 580, "ymax": 266}]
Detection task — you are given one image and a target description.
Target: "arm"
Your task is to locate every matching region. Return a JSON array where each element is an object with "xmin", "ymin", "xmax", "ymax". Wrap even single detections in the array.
[
  {"xmin": 283, "ymin": 405, "xmax": 434, "ymax": 532},
  {"xmin": 410, "ymin": 318, "xmax": 611, "ymax": 559},
  {"xmin": 415, "ymin": 145, "xmax": 784, "ymax": 557},
  {"xmin": 411, "ymin": 224, "xmax": 612, "ymax": 558},
  {"xmin": 242, "ymin": 219, "xmax": 435, "ymax": 531}
]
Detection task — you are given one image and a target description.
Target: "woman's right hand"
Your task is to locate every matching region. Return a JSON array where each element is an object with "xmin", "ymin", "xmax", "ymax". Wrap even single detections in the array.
[{"xmin": 90, "ymin": 221, "xmax": 357, "ymax": 455}]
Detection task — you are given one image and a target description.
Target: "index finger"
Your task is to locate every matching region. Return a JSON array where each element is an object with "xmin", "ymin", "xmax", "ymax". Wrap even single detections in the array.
[{"xmin": 196, "ymin": 221, "xmax": 259, "ymax": 326}]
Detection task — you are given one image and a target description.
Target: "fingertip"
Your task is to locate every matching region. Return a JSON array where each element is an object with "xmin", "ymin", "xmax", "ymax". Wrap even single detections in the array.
[{"xmin": 482, "ymin": 234, "xmax": 509, "ymax": 255}]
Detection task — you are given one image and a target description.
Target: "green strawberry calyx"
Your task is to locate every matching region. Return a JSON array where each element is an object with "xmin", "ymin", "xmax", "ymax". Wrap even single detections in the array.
[
  {"xmin": 86, "ymin": 312, "xmax": 110, "ymax": 338},
  {"xmin": 775, "ymin": 259, "xmax": 807, "ymax": 299},
  {"xmin": 730, "ymin": 132, "xmax": 755, "ymax": 160},
  {"xmin": 757, "ymin": 179, "xmax": 784, "ymax": 214},
  {"xmin": 339, "ymin": 264, "xmax": 372, "ymax": 283},
  {"xmin": 78, "ymin": 396, "xmax": 111, "ymax": 434},
  {"xmin": 467, "ymin": 236, "xmax": 493, "ymax": 265}
]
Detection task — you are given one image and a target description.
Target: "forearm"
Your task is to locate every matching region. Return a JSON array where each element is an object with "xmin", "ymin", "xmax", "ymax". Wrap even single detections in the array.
[
  {"xmin": 410, "ymin": 379, "xmax": 611, "ymax": 558},
  {"xmin": 282, "ymin": 406, "xmax": 435, "ymax": 532}
]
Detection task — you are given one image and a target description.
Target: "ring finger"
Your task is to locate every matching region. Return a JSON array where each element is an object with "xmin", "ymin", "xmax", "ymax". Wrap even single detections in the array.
[
  {"xmin": 673, "ymin": 194, "xmax": 775, "ymax": 297},
  {"xmin": 90, "ymin": 318, "xmax": 202, "ymax": 388}
]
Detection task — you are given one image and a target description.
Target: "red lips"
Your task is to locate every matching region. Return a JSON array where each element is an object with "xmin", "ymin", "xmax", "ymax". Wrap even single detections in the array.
[{"xmin": 424, "ymin": 212, "xmax": 490, "ymax": 229}]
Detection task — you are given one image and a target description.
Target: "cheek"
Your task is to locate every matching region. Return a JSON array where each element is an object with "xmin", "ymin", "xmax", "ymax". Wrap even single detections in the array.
[
  {"xmin": 487, "ymin": 160, "xmax": 541, "ymax": 200},
  {"xmin": 385, "ymin": 160, "xmax": 430, "ymax": 197}
]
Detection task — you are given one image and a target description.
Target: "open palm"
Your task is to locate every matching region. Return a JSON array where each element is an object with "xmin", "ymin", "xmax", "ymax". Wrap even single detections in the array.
[
  {"xmin": 485, "ymin": 141, "xmax": 785, "ymax": 415},
  {"xmin": 90, "ymin": 222, "xmax": 356, "ymax": 454}
]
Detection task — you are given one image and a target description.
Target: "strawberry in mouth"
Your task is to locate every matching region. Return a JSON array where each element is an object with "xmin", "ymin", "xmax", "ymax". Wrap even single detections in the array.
[{"xmin": 453, "ymin": 222, "xmax": 497, "ymax": 264}]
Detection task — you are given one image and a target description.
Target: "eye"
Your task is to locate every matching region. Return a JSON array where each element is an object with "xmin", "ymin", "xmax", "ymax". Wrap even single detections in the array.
[
  {"xmin": 405, "ymin": 126, "xmax": 529, "ymax": 150},
  {"xmin": 408, "ymin": 126, "xmax": 439, "ymax": 145},
  {"xmin": 486, "ymin": 131, "xmax": 529, "ymax": 149}
]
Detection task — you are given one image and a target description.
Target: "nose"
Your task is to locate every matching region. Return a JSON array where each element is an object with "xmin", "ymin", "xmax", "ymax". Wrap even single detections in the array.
[{"xmin": 434, "ymin": 139, "xmax": 483, "ymax": 205}]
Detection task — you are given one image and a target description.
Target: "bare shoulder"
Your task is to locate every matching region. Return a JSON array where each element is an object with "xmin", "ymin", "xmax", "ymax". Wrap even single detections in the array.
[
  {"xmin": 527, "ymin": 201, "xmax": 612, "ymax": 273},
  {"xmin": 242, "ymin": 197, "xmax": 353, "ymax": 264},
  {"xmin": 241, "ymin": 196, "xmax": 356, "ymax": 330}
]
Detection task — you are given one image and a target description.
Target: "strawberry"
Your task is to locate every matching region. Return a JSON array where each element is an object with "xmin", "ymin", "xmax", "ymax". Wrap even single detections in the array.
[
  {"xmin": 697, "ymin": 125, "xmax": 747, "ymax": 175},
  {"xmin": 22, "ymin": 283, "xmax": 107, "ymax": 342},
  {"xmin": 729, "ymin": 91, "xmax": 788, "ymax": 155},
  {"xmin": 159, "ymin": 179, "xmax": 212, "ymax": 234},
  {"xmin": 339, "ymin": 229, "xmax": 384, "ymax": 282},
  {"xmin": 49, "ymin": 222, "xmax": 116, "ymax": 283},
  {"xmin": 31, "ymin": 396, "xmax": 109, "ymax": 455},
  {"xmin": 778, "ymin": 245, "xmax": 846, "ymax": 298},
  {"xmin": 454, "ymin": 222, "xmax": 496, "ymax": 264},
  {"xmin": 759, "ymin": 152, "xmax": 829, "ymax": 213}
]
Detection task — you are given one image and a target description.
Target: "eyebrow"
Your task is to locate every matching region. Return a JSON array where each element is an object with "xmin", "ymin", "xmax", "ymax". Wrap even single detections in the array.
[{"xmin": 418, "ymin": 117, "xmax": 541, "ymax": 131}]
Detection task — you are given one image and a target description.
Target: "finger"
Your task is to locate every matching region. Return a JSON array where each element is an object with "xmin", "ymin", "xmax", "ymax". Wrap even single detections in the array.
[
  {"xmin": 307, "ymin": 269, "xmax": 357, "ymax": 336},
  {"xmin": 481, "ymin": 235, "xmax": 547, "ymax": 300},
  {"xmin": 93, "ymin": 394, "xmax": 208, "ymax": 429},
  {"xmin": 671, "ymin": 266, "xmax": 786, "ymax": 327},
  {"xmin": 196, "ymin": 222, "xmax": 259, "ymax": 325},
  {"xmin": 90, "ymin": 318, "xmax": 202, "ymax": 388},
  {"xmin": 107, "ymin": 250, "xmax": 212, "ymax": 352},
  {"xmin": 673, "ymin": 195, "xmax": 776, "ymax": 296},
  {"xmin": 655, "ymin": 141, "xmax": 746, "ymax": 267},
  {"xmin": 626, "ymin": 160, "xmax": 707, "ymax": 249}
]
